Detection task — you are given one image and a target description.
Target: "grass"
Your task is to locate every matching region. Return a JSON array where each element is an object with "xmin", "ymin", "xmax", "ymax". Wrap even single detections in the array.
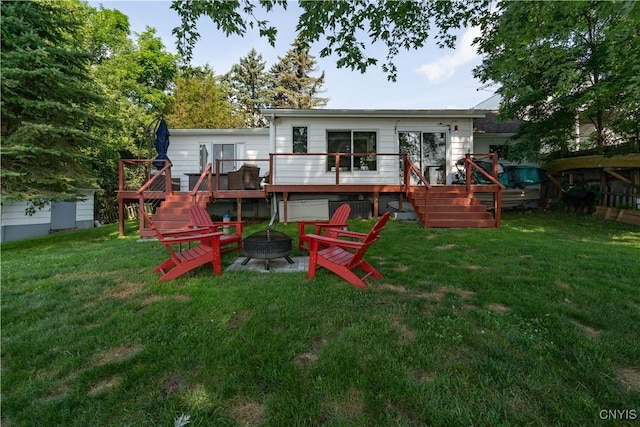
[{"xmin": 1, "ymin": 210, "xmax": 639, "ymax": 426}]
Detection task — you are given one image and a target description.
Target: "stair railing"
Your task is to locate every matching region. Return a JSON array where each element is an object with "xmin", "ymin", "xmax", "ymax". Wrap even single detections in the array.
[
  {"xmin": 136, "ymin": 160, "xmax": 172, "ymax": 232},
  {"xmin": 403, "ymin": 155, "xmax": 431, "ymax": 226},
  {"xmin": 463, "ymin": 153, "xmax": 505, "ymax": 228},
  {"xmin": 190, "ymin": 162, "xmax": 213, "ymax": 203}
]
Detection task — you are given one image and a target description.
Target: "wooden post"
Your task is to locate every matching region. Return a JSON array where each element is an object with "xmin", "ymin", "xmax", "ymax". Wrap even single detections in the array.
[
  {"xmin": 236, "ymin": 198, "xmax": 242, "ymax": 221},
  {"xmin": 373, "ymin": 192, "xmax": 379, "ymax": 219},
  {"xmin": 283, "ymin": 192, "xmax": 289, "ymax": 224}
]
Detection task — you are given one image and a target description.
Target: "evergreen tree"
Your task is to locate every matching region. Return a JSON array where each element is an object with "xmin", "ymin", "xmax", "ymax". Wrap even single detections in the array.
[
  {"xmin": 267, "ymin": 38, "xmax": 328, "ymax": 109},
  {"xmin": 166, "ymin": 66, "xmax": 244, "ymax": 128},
  {"xmin": 224, "ymin": 49, "xmax": 270, "ymax": 127},
  {"xmin": 1, "ymin": 0, "xmax": 104, "ymax": 208}
]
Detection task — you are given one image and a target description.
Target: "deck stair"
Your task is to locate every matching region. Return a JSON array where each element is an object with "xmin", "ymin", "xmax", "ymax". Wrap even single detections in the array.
[
  {"xmin": 407, "ymin": 185, "xmax": 497, "ymax": 228},
  {"xmin": 139, "ymin": 192, "xmax": 210, "ymax": 237}
]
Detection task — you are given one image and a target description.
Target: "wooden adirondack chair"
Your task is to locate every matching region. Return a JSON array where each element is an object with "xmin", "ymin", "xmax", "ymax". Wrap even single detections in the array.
[
  {"xmin": 189, "ymin": 205, "xmax": 243, "ymax": 253},
  {"xmin": 143, "ymin": 211, "xmax": 224, "ymax": 282},
  {"xmin": 306, "ymin": 212, "xmax": 390, "ymax": 289},
  {"xmin": 297, "ymin": 203, "xmax": 351, "ymax": 251}
]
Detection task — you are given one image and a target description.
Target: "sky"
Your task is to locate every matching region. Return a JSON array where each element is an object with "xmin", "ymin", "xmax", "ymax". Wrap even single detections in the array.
[{"xmin": 91, "ymin": 0, "xmax": 497, "ymax": 110}]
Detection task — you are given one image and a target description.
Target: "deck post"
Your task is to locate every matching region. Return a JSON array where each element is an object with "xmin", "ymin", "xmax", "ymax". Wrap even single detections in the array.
[
  {"xmin": 236, "ymin": 197, "xmax": 242, "ymax": 221},
  {"xmin": 373, "ymin": 192, "xmax": 379, "ymax": 219},
  {"xmin": 282, "ymin": 192, "xmax": 289, "ymax": 224}
]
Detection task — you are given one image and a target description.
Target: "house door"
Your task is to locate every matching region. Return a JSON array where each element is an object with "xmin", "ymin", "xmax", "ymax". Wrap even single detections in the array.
[
  {"xmin": 399, "ymin": 131, "xmax": 447, "ymax": 184},
  {"xmin": 51, "ymin": 201, "xmax": 76, "ymax": 231}
]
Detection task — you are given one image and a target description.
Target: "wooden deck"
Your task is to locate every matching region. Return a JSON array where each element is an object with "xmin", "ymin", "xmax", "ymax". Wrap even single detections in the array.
[{"xmin": 119, "ymin": 155, "xmax": 504, "ymax": 237}]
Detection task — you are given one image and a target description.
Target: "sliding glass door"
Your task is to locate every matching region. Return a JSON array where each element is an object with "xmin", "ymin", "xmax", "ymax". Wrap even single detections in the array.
[{"xmin": 399, "ymin": 131, "xmax": 447, "ymax": 184}]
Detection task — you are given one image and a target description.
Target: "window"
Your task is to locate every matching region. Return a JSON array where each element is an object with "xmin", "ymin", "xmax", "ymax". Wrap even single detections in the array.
[
  {"xmin": 490, "ymin": 144, "xmax": 508, "ymax": 160},
  {"xmin": 327, "ymin": 130, "xmax": 377, "ymax": 171},
  {"xmin": 213, "ymin": 143, "xmax": 235, "ymax": 173},
  {"xmin": 293, "ymin": 127, "xmax": 308, "ymax": 153}
]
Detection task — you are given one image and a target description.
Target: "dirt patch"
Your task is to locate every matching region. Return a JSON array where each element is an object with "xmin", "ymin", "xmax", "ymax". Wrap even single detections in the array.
[
  {"xmin": 487, "ymin": 303, "xmax": 510, "ymax": 313},
  {"xmin": 229, "ymin": 399, "xmax": 265, "ymax": 425},
  {"xmin": 109, "ymin": 282, "xmax": 144, "ymax": 300},
  {"xmin": 569, "ymin": 319, "xmax": 601, "ymax": 339},
  {"xmin": 390, "ymin": 315, "xmax": 415, "ymax": 342},
  {"xmin": 392, "ymin": 264, "xmax": 409, "ymax": 272},
  {"xmin": 376, "ymin": 284, "xmax": 407, "ymax": 293},
  {"xmin": 465, "ymin": 265, "xmax": 488, "ymax": 271},
  {"xmin": 295, "ymin": 338, "xmax": 327, "ymax": 371},
  {"xmin": 616, "ymin": 367, "xmax": 640, "ymax": 392},
  {"xmin": 89, "ymin": 344, "xmax": 143, "ymax": 367},
  {"xmin": 227, "ymin": 310, "xmax": 252, "ymax": 329},
  {"xmin": 555, "ymin": 280, "xmax": 571, "ymax": 289},
  {"xmin": 88, "ymin": 374, "xmax": 122, "ymax": 396},
  {"xmin": 161, "ymin": 373, "xmax": 189, "ymax": 397},
  {"xmin": 418, "ymin": 286, "xmax": 475, "ymax": 300},
  {"xmin": 324, "ymin": 389, "xmax": 364, "ymax": 421},
  {"xmin": 412, "ymin": 369, "xmax": 436, "ymax": 383},
  {"xmin": 435, "ymin": 244, "xmax": 456, "ymax": 250},
  {"xmin": 143, "ymin": 295, "xmax": 167, "ymax": 304}
]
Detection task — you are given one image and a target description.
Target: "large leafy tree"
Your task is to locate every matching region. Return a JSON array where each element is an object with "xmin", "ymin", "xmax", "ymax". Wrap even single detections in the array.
[
  {"xmin": 268, "ymin": 37, "xmax": 328, "ymax": 109},
  {"xmin": 171, "ymin": 0, "xmax": 491, "ymax": 81},
  {"xmin": 474, "ymin": 0, "xmax": 640, "ymax": 161},
  {"xmin": 224, "ymin": 49, "xmax": 271, "ymax": 127},
  {"xmin": 1, "ymin": 0, "xmax": 105, "ymax": 206},
  {"xmin": 87, "ymin": 8, "xmax": 179, "ymax": 213},
  {"xmin": 167, "ymin": 66, "xmax": 244, "ymax": 128}
]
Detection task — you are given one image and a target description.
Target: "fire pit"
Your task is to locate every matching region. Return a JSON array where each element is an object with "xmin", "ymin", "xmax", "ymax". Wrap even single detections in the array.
[{"xmin": 241, "ymin": 228, "xmax": 294, "ymax": 271}]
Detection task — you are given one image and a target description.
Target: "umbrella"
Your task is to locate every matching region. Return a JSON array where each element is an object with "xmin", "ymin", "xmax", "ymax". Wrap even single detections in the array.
[{"xmin": 152, "ymin": 117, "xmax": 171, "ymax": 169}]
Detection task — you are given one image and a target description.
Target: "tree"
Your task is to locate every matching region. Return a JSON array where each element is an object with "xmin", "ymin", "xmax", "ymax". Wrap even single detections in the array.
[
  {"xmin": 474, "ymin": 0, "xmax": 640, "ymax": 161},
  {"xmin": 85, "ymin": 6, "xmax": 179, "ymax": 215},
  {"xmin": 267, "ymin": 37, "xmax": 328, "ymax": 109},
  {"xmin": 166, "ymin": 66, "xmax": 244, "ymax": 128},
  {"xmin": 171, "ymin": 0, "xmax": 491, "ymax": 81},
  {"xmin": 223, "ymin": 49, "xmax": 271, "ymax": 127},
  {"xmin": 1, "ymin": 0, "xmax": 105, "ymax": 207}
]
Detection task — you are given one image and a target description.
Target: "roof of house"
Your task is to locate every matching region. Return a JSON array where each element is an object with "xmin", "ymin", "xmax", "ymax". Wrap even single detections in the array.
[
  {"xmin": 261, "ymin": 108, "xmax": 488, "ymax": 119},
  {"xmin": 169, "ymin": 128, "xmax": 269, "ymax": 136},
  {"xmin": 473, "ymin": 111, "xmax": 521, "ymax": 134}
]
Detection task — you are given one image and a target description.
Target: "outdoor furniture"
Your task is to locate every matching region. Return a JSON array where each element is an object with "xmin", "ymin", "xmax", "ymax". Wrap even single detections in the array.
[
  {"xmin": 143, "ymin": 211, "xmax": 224, "ymax": 282},
  {"xmin": 297, "ymin": 203, "xmax": 351, "ymax": 251},
  {"xmin": 227, "ymin": 164, "xmax": 261, "ymax": 190},
  {"xmin": 306, "ymin": 212, "xmax": 390, "ymax": 289},
  {"xmin": 188, "ymin": 205, "xmax": 244, "ymax": 253}
]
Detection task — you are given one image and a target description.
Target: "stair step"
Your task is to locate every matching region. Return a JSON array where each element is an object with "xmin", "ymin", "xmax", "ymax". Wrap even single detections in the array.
[
  {"xmin": 150, "ymin": 213, "xmax": 192, "ymax": 222},
  {"xmin": 414, "ymin": 206, "xmax": 491, "ymax": 216},
  {"xmin": 151, "ymin": 219, "xmax": 191, "ymax": 231},
  {"xmin": 410, "ymin": 197, "xmax": 480, "ymax": 206},
  {"xmin": 424, "ymin": 212, "xmax": 494, "ymax": 220},
  {"xmin": 425, "ymin": 219, "xmax": 497, "ymax": 228}
]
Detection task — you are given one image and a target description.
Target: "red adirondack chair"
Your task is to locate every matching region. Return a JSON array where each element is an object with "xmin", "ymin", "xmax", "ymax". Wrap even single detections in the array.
[
  {"xmin": 189, "ymin": 205, "xmax": 243, "ymax": 253},
  {"xmin": 143, "ymin": 211, "xmax": 224, "ymax": 282},
  {"xmin": 306, "ymin": 212, "xmax": 390, "ymax": 288},
  {"xmin": 298, "ymin": 203, "xmax": 351, "ymax": 251}
]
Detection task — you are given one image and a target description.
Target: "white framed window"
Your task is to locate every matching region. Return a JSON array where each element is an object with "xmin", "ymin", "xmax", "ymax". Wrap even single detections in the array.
[
  {"xmin": 293, "ymin": 126, "xmax": 308, "ymax": 153},
  {"xmin": 327, "ymin": 130, "xmax": 377, "ymax": 171}
]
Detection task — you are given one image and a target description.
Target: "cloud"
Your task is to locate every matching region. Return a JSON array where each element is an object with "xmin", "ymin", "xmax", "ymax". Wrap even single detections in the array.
[{"xmin": 416, "ymin": 27, "xmax": 481, "ymax": 83}]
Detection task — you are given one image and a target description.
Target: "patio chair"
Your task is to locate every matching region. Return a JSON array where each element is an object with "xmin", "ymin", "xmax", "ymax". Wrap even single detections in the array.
[
  {"xmin": 297, "ymin": 203, "xmax": 351, "ymax": 251},
  {"xmin": 227, "ymin": 164, "xmax": 261, "ymax": 190},
  {"xmin": 143, "ymin": 211, "xmax": 224, "ymax": 281},
  {"xmin": 306, "ymin": 212, "xmax": 390, "ymax": 289},
  {"xmin": 188, "ymin": 205, "xmax": 244, "ymax": 253}
]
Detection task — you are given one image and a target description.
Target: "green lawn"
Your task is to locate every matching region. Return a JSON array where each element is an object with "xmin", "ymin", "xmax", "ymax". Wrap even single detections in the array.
[{"xmin": 2, "ymin": 211, "xmax": 639, "ymax": 426}]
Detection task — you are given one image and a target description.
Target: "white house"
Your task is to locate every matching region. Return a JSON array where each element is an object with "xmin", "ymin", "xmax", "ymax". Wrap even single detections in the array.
[{"xmin": 168, "ymin": 109, "xmax": 489, "ymax": 188}]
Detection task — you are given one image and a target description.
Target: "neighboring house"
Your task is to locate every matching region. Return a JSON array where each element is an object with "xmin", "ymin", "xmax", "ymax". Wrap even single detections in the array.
[{"xmin": 1, "ymin": 189, "xmax": 96, "ymax": 243}]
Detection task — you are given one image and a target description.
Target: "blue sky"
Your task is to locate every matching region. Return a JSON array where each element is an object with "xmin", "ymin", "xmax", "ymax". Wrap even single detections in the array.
[{"xmin": 92, "ymin": 0, "xmax": 496, "ymax": 109}]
